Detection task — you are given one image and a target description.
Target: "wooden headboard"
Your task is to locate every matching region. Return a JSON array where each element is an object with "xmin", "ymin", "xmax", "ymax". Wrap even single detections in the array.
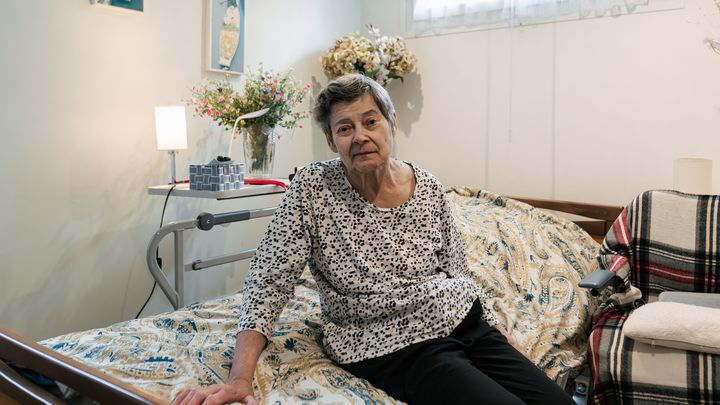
[{"xmin": 510, "ymin": 196, "xmax": 623, "ymax": 243}]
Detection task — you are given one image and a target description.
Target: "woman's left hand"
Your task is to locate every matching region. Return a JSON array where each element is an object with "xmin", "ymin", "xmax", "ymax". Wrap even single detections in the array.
[{"xmin": 174, "ymin": 381, "xmax": 257, "ymax": 405}]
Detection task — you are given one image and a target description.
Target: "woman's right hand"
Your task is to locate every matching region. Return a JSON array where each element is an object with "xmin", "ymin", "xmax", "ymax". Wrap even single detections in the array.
[{"xmin": 174, "ymin": 378, "xmax": 257, "ymax": 405}]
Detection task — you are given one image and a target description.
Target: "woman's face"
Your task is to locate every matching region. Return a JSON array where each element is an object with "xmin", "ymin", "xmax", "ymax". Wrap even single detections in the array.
[{"xmin": 326, "ymin": 93, "xmax": 397, "ymax": 175}]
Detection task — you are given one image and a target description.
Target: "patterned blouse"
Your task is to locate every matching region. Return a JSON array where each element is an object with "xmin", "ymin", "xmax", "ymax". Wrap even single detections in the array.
[{"xmin": 238, "ymin": 159, "xmax": 497, "ymax": 364}]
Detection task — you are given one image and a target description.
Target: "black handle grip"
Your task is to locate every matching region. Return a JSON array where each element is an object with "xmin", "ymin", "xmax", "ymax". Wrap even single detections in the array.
[
  {"xmin": 196, "ymin": 210, "xmax": 251, "ymax": 231},
  {"xmin": 215, "ymin": 210, "xmax": 250, "ymax": 225},
  {"xmin": 197, "ymin": 212, "xmax": 215, "ymax": 231}
]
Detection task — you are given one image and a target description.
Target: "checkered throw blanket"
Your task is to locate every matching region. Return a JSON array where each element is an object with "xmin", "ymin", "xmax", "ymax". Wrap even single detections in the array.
[{"xmin": 590, "ymin": 190, "xmax": 720, "ymax": 404}]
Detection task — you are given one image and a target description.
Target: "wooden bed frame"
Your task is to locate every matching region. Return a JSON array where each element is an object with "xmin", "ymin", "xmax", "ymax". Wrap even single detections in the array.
[
  {"xmin": 510, "ymin": 196, "xmax": 622, "ymax": 243},
  {"xmin": 0, "ymin": 196, "xmax": 623, "ymax": 404},
  {"xmin": 0, "ymin": 328, "xmax": 170, "ymax": 404}
]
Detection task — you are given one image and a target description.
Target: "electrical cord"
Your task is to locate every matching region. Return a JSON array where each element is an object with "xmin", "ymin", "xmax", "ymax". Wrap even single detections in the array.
[{"xmin": 135, "ymin": 184, "xmax": 176, "ymax": 319}]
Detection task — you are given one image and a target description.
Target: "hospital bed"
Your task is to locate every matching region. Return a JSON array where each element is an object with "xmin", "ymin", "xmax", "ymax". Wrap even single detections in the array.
[{"xmin": 0, "ymin": 187, "xmax": 622, "ymax": 404}]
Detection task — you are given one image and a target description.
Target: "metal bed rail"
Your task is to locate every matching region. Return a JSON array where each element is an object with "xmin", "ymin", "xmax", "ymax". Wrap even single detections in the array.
[{"xmin": 145, "ymin": 207, "xmax": 276, "ymax": 310}]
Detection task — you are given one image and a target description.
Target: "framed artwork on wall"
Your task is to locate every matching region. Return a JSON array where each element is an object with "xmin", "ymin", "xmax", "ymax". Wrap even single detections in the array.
[
  {"xmin": 206, "ymin": 0, "xmax": 245, "ymax": 76},
  {"xmin": 89, "ymin": 0, "xmax": 144, "ymax": 13}
]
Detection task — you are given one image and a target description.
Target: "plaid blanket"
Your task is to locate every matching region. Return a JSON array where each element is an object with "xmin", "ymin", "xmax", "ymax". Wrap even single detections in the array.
[{"xmin": 590, "ymin": 190, "xmax": 720, "ymax": 404}]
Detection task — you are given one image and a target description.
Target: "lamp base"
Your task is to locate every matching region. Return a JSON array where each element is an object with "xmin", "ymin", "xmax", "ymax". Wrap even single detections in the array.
[{"xmin": 168, "ymin": 150, "xmax": 177, "ymax": 184}]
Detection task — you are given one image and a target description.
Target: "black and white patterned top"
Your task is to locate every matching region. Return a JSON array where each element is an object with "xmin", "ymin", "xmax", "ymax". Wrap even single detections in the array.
[{"xmin": 238, "ymin": 158, "xmax": 497, "ymax": 364}]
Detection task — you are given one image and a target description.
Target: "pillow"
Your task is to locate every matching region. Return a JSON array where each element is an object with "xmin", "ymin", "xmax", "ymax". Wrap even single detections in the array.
[
  {"xmin": 623, "ymin": 301, "xmax": 720, "ymax": 354},
  {"xmin": 659, "ymin": 291, "xmax": 720, "ymax": 309}
]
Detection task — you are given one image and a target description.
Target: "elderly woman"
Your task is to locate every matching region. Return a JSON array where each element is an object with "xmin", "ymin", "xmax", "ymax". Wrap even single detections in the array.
[{"xmin": 175, "ymin": 75, "xmax": 574, "ymax": 405}]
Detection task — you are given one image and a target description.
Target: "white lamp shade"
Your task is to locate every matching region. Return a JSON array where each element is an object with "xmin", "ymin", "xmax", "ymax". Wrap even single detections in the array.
[
  {"xmin": 673, "ymin": 158, "xmax": 712, "ymax": 194},
  {"xmin": 155, "ymin": 106, "xmax": 188, "ymax": 150}
]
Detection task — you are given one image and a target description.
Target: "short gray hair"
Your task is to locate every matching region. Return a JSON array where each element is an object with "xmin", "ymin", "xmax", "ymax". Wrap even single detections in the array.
[{"xmin": 313, "ymin": 74, "xmax": 396, "ymax": 138}]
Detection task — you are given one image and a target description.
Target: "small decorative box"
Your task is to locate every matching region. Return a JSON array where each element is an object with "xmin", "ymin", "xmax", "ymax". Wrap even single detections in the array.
[{"xmin": 189, "ymin": 159, "xmax": 245, "ymax": 191}]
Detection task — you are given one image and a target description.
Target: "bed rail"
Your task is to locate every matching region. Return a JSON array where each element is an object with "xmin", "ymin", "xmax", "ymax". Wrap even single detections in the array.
[
  {"xmin": 146, "ymin": 207, "xmax": 276, "ymax": 310},
  {"xmin": 0, "ymin": 328, "xmax": 170, "ymax": 404}
]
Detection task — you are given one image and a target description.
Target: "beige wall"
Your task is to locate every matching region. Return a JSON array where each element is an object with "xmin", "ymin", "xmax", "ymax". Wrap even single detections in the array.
[
  {"xmin": 5, "ymin": 0, "xmax": 720, "ymax": 340},
  {"xmin": 366, "ymin": 0, "xmax": 720, "ymax": 205},
  {"xmin": 0, "ymin": 0, "xmax": 360, "ymax": 340}
]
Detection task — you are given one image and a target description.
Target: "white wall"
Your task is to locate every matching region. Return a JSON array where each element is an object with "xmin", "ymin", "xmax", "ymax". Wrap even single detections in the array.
[
  {"xmin": 366, "ymin": 0, "xmax": 720, "ymax": 205},
  {"xmin": 0, "ymin": 0, "xmax": 360, "ymax": 340}
]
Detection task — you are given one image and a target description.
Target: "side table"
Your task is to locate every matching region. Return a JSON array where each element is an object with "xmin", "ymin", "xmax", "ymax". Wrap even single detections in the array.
[{"xmin": 145, "ymin": 180, "xmax": 289, "ymax": 309}]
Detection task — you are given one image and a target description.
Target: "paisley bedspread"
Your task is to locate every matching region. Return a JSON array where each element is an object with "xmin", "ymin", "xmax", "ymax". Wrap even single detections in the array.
[
  {"xmin": 41, "ymin": 189, "xmax": 600, "ymax": 403},
  {"xmin": 448, "ymin": 188, "xmax": 601, "ymax": 383}
]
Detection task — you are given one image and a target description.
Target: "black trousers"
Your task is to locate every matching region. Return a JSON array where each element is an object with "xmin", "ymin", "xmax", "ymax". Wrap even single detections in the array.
[{"xmin": 340, "ymin": 301, "xmax": 575, "ymax": 405}]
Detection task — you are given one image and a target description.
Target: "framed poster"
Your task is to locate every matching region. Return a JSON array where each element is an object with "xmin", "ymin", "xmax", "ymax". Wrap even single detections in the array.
[
  {"xmin": 89, "ymin": 0, "xmax": 144, "ymax": 13},
  {"xmin": 206, "ymin": 0, "xmax": 245, "ymax": 75}
]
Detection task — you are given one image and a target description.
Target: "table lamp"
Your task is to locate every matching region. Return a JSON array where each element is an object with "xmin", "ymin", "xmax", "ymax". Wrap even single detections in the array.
[
  {"xmin": 155, "ymin": 106, "xmax": 188, "ymax": 184},
  {"xmin": 673, "ymin": 158, "xmax": 712, "ymax": 194}
]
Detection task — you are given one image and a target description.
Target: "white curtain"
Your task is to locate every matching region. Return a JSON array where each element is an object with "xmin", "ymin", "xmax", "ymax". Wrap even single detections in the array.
[{"xmin": 413, "ymin": 0, "xmax": 652, "ymax": 33}]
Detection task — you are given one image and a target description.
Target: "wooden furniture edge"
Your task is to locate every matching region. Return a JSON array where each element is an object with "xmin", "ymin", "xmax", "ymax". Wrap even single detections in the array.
[
  {"xmin": 0, "ymin": 327, "xmax": 172, "ymax": 404},
  {"xmin": 0, "ymin": 388, "xmax": 23, "ymax": 404},
  {"xmin": 0, "ymin": 360, "xmax": 64, "ymax": 404},
  {"xmin": 508, "ymin": 196, "xmax": 622, "ymax": 221},
  {"xmin": 508, "ymin": 196, "xmax": 623, "ymax": 243}
]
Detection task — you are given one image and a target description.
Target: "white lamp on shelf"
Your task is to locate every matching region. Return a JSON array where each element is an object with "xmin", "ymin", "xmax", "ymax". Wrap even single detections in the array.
[
  {"xmin": 673, "ymin": 158, "xmax": 712, "ymax": 195},
  {"xmin": 155, "ymin": 106, "xmax": 188, "ymax": 184}
]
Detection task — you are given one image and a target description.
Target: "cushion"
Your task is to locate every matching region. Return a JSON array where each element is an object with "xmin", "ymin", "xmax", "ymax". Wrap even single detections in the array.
[{"xmin": 623, "ymin": 301, "xmax": 720, "ymax": 354}]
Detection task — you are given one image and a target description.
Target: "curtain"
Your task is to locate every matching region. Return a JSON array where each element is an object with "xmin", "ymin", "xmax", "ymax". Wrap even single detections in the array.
[{"xmin": 413, "ymin": 0, "xmax": 652, "ymax": 33}]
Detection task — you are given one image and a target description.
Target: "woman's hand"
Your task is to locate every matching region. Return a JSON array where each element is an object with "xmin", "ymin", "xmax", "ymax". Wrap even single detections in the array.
[
  {"xmin": 174, "ymin": 378, "xmax": 257, "ymax": 405},
  {"xmin": 176, "ymin": 331, "xmax": 266, "ymax": 404}
]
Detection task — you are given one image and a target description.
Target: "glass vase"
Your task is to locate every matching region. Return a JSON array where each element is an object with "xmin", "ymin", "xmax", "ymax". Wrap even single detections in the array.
[{"xmin": 242, "ymin": 124, "xmax": 276, "ymax": 179}]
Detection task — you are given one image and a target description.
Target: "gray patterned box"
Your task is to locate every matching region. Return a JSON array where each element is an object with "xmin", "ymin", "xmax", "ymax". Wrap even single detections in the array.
[{"xmin": 189, "ymin": 163, "xmax": 245, "ymax": 191}]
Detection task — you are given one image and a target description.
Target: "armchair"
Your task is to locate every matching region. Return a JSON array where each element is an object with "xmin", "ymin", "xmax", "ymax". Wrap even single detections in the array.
[{"xmin": 580, "ymin": 190, "xmax": 720, "ymax": 404}]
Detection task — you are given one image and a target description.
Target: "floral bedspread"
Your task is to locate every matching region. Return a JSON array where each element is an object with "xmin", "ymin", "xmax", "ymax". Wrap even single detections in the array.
[
  {"xmin": 41, "ymin": 188, "xmax": 600, "ymax": 403},
  {"xmin": 41, "ymin": 276, "xmax": 400, "ymax": 404}
]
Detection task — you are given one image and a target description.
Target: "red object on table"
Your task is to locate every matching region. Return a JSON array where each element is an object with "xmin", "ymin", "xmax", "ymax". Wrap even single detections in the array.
[{"xmin": 244, "ymin": 178, "xmax": 289, "ymax": 190}]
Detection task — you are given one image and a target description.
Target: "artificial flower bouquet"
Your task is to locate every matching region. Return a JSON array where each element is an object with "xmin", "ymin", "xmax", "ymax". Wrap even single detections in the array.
[
  {"xmin": 321, "ymin": 24, "xmax": 417, "ymax": 86},
  {"xmin": 190, "ymin": 65, "xmax": 311, "ymax": 134}
]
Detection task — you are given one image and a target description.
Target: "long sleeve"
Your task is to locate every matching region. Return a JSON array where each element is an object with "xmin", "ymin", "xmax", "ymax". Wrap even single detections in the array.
[{"xmin": 237, "ymin": 170, "xmax": 313, "ymax": 338}]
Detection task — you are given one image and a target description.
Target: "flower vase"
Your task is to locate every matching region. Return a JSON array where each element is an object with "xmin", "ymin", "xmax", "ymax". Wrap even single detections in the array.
[{"xmin": 242, "ymin": 124, "xmax": 276, "ymax": 179}]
